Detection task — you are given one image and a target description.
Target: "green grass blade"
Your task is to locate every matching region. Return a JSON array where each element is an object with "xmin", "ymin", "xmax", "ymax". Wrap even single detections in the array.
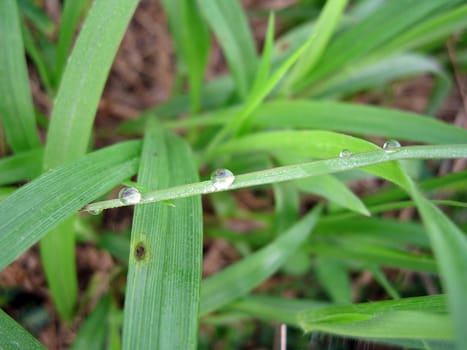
[
  {"xmin": 198, "ymin": 0, "xmax": 257, "ymax": 99},
  {"xmin": 43, "ymin": 0, "xmax": 139, "ymax": 168},
  {"xmin": 0, "ymin": 141, "xmax": 141, "ymax": 270},
  {"xmin": 0, "ymin": 148, "xmax": 43, "ymax": 185},
  {"xmin": 122, "ymin": 122, "xmax": 202, "ymax": 350},
  {"xmin": 315, "ymin": 257, "xmax": 351, "ymax": 304},
  {"xmin": 283, "ymin": 0, "xmax": 348, "ymax": 93},
  {"xmin": 229, "ymin": 295, "xmax": 329, "ymax": 325},
  {"xmin": 0, "ymin": 308, "xmax": 45, "ymax": 349},
  {"xmin": 40, "ymin": 217, "xmax": 77, "ymax": 321},
  {"xmin": 71, "ymin": 295, "xmax": 110, "ymax": 350},
  {"xmin": 408, "ymin": 181, "xmax": 467, "ymax": 349},
  {"xmin": 84, "ymin": 144, "xmax": 467, "ymax": 213},
  {"xmin": 0, "ymin": 0, "xmax": 40, "ymax": 153},
  {"xmin": 298, "ymin": 295, "xmax": 452, "ymax": 340},
  {"xmin": 161, "ymin": 0, "xmax": 210, "ymax": 112},
  {"xmin": 272, "ymin": 181, "xmax": 299, "ymax": 234},
  {"xmin": 41, "ymin": 0, "xmax": 139, "ymax": 320},
  {"xmin": 295, "ymin": 175, "xmax": 370, "ymax": 216},
  {"xmin": 252, "ymin": 100, "xmax": 467, "ymax": 144},
  {"xmin": 55, "ymin": 0, "xmax": 89, "ymax": 83},
  {"xmin": 200, "ymin": 205, "xmax": 322, "ymax": 315}
]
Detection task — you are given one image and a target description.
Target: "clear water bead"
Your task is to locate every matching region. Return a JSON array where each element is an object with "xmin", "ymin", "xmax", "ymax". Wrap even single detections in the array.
[
  {"xmin": 339, "ymin": 149, "xmax": 352, "ymax": 158},
  {"xmin": 383, "ymin": 140, "xmax": 401, "ymax": 153},
  {"xmin": 211, "ymin": 168, "xmax": 235, "ymax": 190},
  {"xmin": 118, "ymin": 187, "xmax": 141, "ymax": 204}
]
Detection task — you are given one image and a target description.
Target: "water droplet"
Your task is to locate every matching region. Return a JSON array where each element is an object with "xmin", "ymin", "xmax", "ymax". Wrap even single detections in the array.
[
  {"xmin": 118, "ymin": 187, "xmax": 141, "ymax": 204},
  {"xmin": 211, "ymin": 168, "xmax": 235, "ymax": 190},
  {"xmin": 88, "ymin": 208, "xmax": 102, "ymax": 215},
  {"xmin": 383, "ymin": 140, "xmax": 401, "ymax": 153},
  {"xmin": 339, "ymin": 149, "xmax": 352, "ymax": 158}
]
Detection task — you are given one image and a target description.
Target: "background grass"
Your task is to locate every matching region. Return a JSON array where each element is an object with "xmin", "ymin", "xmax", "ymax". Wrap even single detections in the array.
[{"xmin": 0, "ymin": 0, "xmax": 466, "ymax": 349}]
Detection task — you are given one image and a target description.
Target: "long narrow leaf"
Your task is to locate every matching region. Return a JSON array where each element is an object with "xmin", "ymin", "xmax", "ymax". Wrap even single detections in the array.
[
  {"xmin": 161, "ymin": 0, "xmax": 210, "ymax": 112},
  {"xmin": 0, "ymin": 141, "xmax": 141, "ymax": 270},
  {"xmin": 408, "ymin": 181, "xmax": 467, "ymax": 349},
  {"xmin": 198, "ymin": 0, "xmax": 257, "ymax": 99},
  {"xmin": 0, "ymin": 148, "xmax": 43, "ymax": 185},
  {"xmin": 123, "ymin": 122, "xmax": 202, "ymax": 349},
  {"xmin": 0, "ymin": 0, "xmax": 40, "ymax": 152}
]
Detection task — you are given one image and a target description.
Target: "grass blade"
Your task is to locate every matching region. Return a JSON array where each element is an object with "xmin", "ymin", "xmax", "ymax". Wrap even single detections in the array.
[
  {"xmin": 200, "ymin": 205, "xmax": 322, "ymax": 315},
  {"xmin": 71, "ymin": 295, "xmax": 111, "ymax": 350},
  {"xmin": 0, "ymin": 0, "xmax": 40, "ymax": 152},
  {"xmin": 0, "ymin": 308, "xmax": 45, "ymax": 349},
  {"xmin": 0, "ymin": 141, "xmax": 141, "ymax": 270},
  {"xmin": 84, "ymin": 144, "xmax": 467, "ymax": 213},
  {"xmin": 283, "ymin": 0, "xmax": 348, "ymax": 93},
  {"xmin": 41, "ymin": 0, "xmax": 139, "ymax": 320},
  {"xmin": 298, "ymin": 295, "xmax": 452, "ymax": 341},
  {"xmin": 0, "ymin": 148, "xmax": 43, "ymax": 186},
  {"xmin": 161, "ymin": 0, "xmax": 210, "ymax": 112},
  {"xmin": 55, "ymin": 0, "xmax": 90, "ymax": 83},
  {"xmin": 408, "ymin": 181, "xmax": 467, "ymax": 349},
  {"xmin": 198, "ymin": 0, "xmax": 257, "ymax": 99},
  {"xmin": 252, "ymin": 100, "xmax": 467, "ymax": 144},
  {"xmin": 43, "ymin": 0, "xmax": 139, "ymax": 168},
  {"xmin": 315, "ymin": 257, "xmax": 351, "ymax": 304},
  {"xmin": 122, "ymin": 122, "xmax": 202, "ymax": 349}
]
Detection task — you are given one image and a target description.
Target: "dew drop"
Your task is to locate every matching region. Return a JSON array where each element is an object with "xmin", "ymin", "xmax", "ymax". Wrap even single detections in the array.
[
  {"xmin": 88, "ymin": 208, "xmax": 102, "ymax": 215},
  {"xmin": 118, "ymin": 187, "xmax": 141, "ymax": 204},
  {"xmin": 211, "ymin": 168, "xmax": 235, "ymax": 190},
  {"xmin": 339, "ymin": 149, "xmax": 352, "ymax": 158},
  {"xmin": 383, "ymin": 139, "xmax": 401, "ymax": 153}
]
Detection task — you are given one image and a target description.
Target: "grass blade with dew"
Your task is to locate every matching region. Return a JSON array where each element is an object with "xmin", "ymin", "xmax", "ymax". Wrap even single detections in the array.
[
  {"xmin": 84, "ymin": 144, "xmax": 467, "ymax": 213},
  {"xmin": 0, "ymin": 308, "xmax": 46, "ymax": 350},
  {"xmin": 122, "ymin": 120, "xmax": 202, "ymax": 349},
  {"xmin": 407, "ymin": 179, "xmax": 467, "ymax": 350},
  {"xmin": 200, "ymin": 205, "xmax": 322, "ymax": 315},
  {"xmin": 161, "ymin": 0, "xmax": 210, "ymax": 112},
  {"xmin": 41, "ymin": 0, "xmax": 139, "ymax": 320},
  {"xmin": 0, "ymin": 140, "xmax": 141, "ymax": 271},
  {"xmin": 197, "ymin": 0, "xmax": 257, "ymax": 100},
  {"xmin": 0, "ymin": 0, "xmax": 40, "ymax": 153}
]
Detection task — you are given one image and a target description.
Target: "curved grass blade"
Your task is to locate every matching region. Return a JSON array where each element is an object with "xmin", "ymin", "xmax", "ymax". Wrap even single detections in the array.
[
  {"xmin": 0, "ymin": 148, "xmax": 43, "ymax": 186},
  {"xmin": 200, "ymin": 205, "xmax": 322, "ymax": 315},
  {"xmin": 122, "ymin": 122, "xmax": 202, "ymax": 350},
  {"xmin": 282, "ymin": 0, "xmax": 348, "ymax": 93},
  {"xmin": 41, "ymin": 0, "xmax": 139, "ymax": 320},
  {"xmin": 161, "ymin": 0, "xmax": 210, "ymax": 112},
  {"xmin": 198, "ymin": 0, "xmax": 257, "ymax": 99},
  {"xmin": 251, "ymin": 100, "xmax": 467, "ymax": 144},
  {"xmin": 408, "ymin": 180, "xmax": 467, "ymax": 349},
  {"xmin": 0, "ymin": 140, "xmax": 141, "ymax": 270},
  {"xmin": 0, "ymin": 0, "xmax": 40, "ymax": 153},
  {"xmin": 0, "ymin": 308, "xmax": 45, "ymax": 350},
  {"xmin": 297, "ymin": 295, "xmax": 452, "ymax": 340},
  {"xmin": 43, "ymin": 0, "xmax": 139, "ymax": 168}
]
